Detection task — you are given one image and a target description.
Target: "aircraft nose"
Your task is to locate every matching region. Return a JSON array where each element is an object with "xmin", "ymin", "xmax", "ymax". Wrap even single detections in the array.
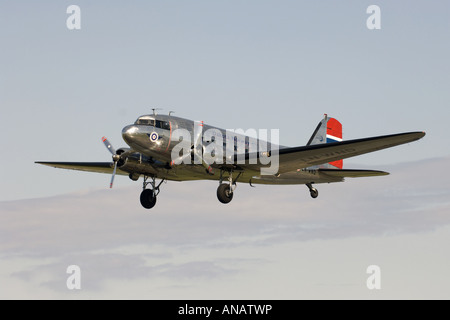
[{"xmin": 122, "ymin": 125, "xmax": 139, "ymax": 144}]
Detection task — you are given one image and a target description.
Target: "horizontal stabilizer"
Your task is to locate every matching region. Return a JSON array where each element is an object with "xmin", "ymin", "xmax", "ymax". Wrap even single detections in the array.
[{"xmin": 318, "ymin": 168, "xmax": 389, "ymax": 178}]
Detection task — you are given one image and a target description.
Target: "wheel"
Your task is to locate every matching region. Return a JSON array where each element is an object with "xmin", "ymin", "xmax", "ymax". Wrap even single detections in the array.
[
  {"xmin": 310, "ymin": 188, "xmax": 319, "ymax": 199},
  {"xmin": 140, "ymin": 189, "xmax": 157, "ymax": 209},
  {"xmin": 217, "ymin": 183, "xmax": 234, "ymax": 204}
]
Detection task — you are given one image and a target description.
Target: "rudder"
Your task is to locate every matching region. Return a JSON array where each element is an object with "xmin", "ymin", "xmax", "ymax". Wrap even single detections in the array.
[{"xmin": 307, "ymin": 114, "xmax": 343, "ymax": 169}]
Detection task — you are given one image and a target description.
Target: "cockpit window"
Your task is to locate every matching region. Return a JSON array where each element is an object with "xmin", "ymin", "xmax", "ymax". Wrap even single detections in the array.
[
  {"xmin": 135, "ymin": 117, "xmax": 155, "ymax": 126},
  {"xmin": 135, "ymin": 117, "xmax": 170, "ymax": 130}
]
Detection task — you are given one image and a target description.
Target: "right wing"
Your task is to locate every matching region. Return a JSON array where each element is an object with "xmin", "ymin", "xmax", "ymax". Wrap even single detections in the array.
[{"xmin": 34, "ymin": 161, "xmax": 128, "ymax": 175}]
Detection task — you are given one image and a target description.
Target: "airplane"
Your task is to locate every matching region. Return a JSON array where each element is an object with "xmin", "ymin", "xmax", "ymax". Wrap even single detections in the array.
[{"xmin": 36, "ymin": 113, "xmax": 425, "ymax": 209}]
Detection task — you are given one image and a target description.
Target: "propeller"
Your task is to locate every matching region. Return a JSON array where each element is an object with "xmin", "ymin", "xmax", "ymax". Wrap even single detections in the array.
[
  {"xmin": 193, "ymin": 122, "xmax": 215, "ymax": 175},
  {"xmin": 170, "ymin": 121, "xmax": 214, "ymax": 175},
  {"xmin": 102, "ymin": 136, "xmax": 121, "ymax": 188},
  {"xmin": 170, "ymin": 151, "xmax": 191, "ymax": 166}
]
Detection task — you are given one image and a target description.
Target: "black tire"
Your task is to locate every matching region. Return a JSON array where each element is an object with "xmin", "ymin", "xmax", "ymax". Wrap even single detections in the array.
[
  {"xmin": 140, "ymin": 189, "xmax": 157, "ymax": 209},
  {"xmin": 217, "ymin": 183, "xmax": 234, "ymax": 204},
  {"xmin": 310, "ymin": 188, "xmax": 319, "ymax": 199}
]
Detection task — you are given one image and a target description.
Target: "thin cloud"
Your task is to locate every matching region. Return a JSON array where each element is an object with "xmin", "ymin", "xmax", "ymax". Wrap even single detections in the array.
[
  {"xmin": 1, "ymin": 157, "xmax": 449, "ymax": 253},
  {"xmin": 0, "ymin": 156, "xmax": 449, "ymax": 298}
]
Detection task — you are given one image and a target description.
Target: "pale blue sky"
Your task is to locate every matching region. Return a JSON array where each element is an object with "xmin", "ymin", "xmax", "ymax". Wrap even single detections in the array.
[
  {"xmin": 1, "ymin": 1, "xmax": 449, "ymax": 299},
  {"xmin": 0, "ymin": 0, "xmax": 448, "ymax": 200}
]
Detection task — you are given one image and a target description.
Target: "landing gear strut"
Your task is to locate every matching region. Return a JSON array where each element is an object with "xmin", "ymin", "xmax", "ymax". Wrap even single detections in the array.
[
  {"xmin": 216, "ymin": 169, "xmax": 241, "ymax": 204},
  {"xmin": 140, "ymin": 176, "xmax": 165, "ymax": 209},
  {"xmin": 306, "ymin": 183, "xmax": 319, "ymax": 199}
]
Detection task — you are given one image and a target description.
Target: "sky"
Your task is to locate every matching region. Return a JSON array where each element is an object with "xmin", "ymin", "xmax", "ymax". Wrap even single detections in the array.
[{"xmin": 1, "ymin": 1, "xmax": 449, "ymax": 299}]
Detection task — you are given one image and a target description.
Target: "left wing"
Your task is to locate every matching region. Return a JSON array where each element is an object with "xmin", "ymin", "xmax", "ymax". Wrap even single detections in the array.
[{"xmin": 236, "ymin": 131, "xmax": 425, "ymax": 174}]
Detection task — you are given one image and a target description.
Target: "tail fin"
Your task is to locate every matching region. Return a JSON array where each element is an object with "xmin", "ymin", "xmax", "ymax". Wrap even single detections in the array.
[{"xmin": 307, "ymin": 114, "xmax": 343, "ymax": 169}]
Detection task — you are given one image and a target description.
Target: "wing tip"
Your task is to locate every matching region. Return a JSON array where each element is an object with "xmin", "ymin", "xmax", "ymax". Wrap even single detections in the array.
[
  {"xmin": 35, "ymin": 161, "xmax": 56, "ymax": 166},
  {"xmin": 412, "ymin": 131, "xmax": 426, "ymax": 139}
]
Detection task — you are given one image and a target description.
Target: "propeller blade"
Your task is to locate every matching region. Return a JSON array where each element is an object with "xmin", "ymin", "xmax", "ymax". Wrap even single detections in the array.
[
  {"xmin": 203, "ymin": 162, "xmax": 215, "ymax": 175},
  {"xmin": 110, "ymin": 160, "xmax": 118, "ymax": 188},
  {"xmin": 192, "ymin": 121, "xmax": 204, "ymax": 164},
  {"xmin": 193, "ymin": 121, "xmax": 203, "ymax": 146},
  {"xmin": 193, "ymin": 121, "xmax": 214, "ymax": 175},
  {"xmin": 170, "ymin": 152, "xmax": 191, "ymax": 166},
  {"xmin": 102, "ymin": 136, "xmax": 116, "ymax": 155},
  {"xmin": 169, "ymin": 121, "xmax": 214, "ymax": 174},
  {"xmin": 102, "ymin": 136, "xmax": 119, "ymax": 188}
]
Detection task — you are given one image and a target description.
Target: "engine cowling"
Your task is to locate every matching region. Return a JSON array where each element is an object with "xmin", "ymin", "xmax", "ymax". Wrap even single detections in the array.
[
  {"xmin": 116, "ymin": 153, "xmax": 161, "ymax": 176},
  {"xmin": 115, "ymin": 148, "xmax": 131, "ymax": 167}
]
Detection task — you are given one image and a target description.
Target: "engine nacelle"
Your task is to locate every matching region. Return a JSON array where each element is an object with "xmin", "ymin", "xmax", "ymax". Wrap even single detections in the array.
[
  {"xmin": 117, "ymin": 153, "xmax": 139, "ymax": 169},
  {"xmin": 117, "ymin": 153, "xmax": 161, "ymax": 176},
  {"xmin": 116, "ymin": 148, "xmax": 131, "ymax": 155},
  {"xmin": 129, "ymin": 172, "xmax": 140, "ymax": 181}
]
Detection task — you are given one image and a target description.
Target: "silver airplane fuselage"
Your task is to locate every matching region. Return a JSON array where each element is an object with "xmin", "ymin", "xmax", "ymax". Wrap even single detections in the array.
[
  {"xmin": 121, "ymin": 114, "xmax": 278, "ymax": 164},
  {"xmin": 120, "ymin": 114, "xmax": 293, "ymax": 183}
]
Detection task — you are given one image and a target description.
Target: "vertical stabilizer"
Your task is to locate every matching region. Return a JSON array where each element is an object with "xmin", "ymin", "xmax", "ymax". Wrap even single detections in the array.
[{"xmin": 307, "ymin": 114, "xmax": 343, "ymax": 169}]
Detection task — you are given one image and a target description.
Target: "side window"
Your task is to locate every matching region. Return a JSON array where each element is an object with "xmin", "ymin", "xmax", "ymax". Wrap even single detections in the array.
[{"xmin": 155, "ymin": 120, "xmax": 170, "ymax": 130}]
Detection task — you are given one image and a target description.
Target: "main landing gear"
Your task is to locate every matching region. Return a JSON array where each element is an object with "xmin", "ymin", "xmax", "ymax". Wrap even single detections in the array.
[
  {"xmin": 216, "ymin": 170, "xmax": 241, "ymax": 204},
  {"xmin": 217, "ymin": 183, "xmax": 234, "ymax": 204},
  {"xmin": 140, "ymin": 176, "xmax": 165, "ymax": 209},
  {"xmin": 306, "ymin": 183, "xmax": 319, "ymax": 199}
]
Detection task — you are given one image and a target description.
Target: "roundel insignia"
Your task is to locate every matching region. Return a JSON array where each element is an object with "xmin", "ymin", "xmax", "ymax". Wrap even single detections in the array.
[{"xmin": 150, "ymin": 132, "xmax": 159, "ymax": 142}]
